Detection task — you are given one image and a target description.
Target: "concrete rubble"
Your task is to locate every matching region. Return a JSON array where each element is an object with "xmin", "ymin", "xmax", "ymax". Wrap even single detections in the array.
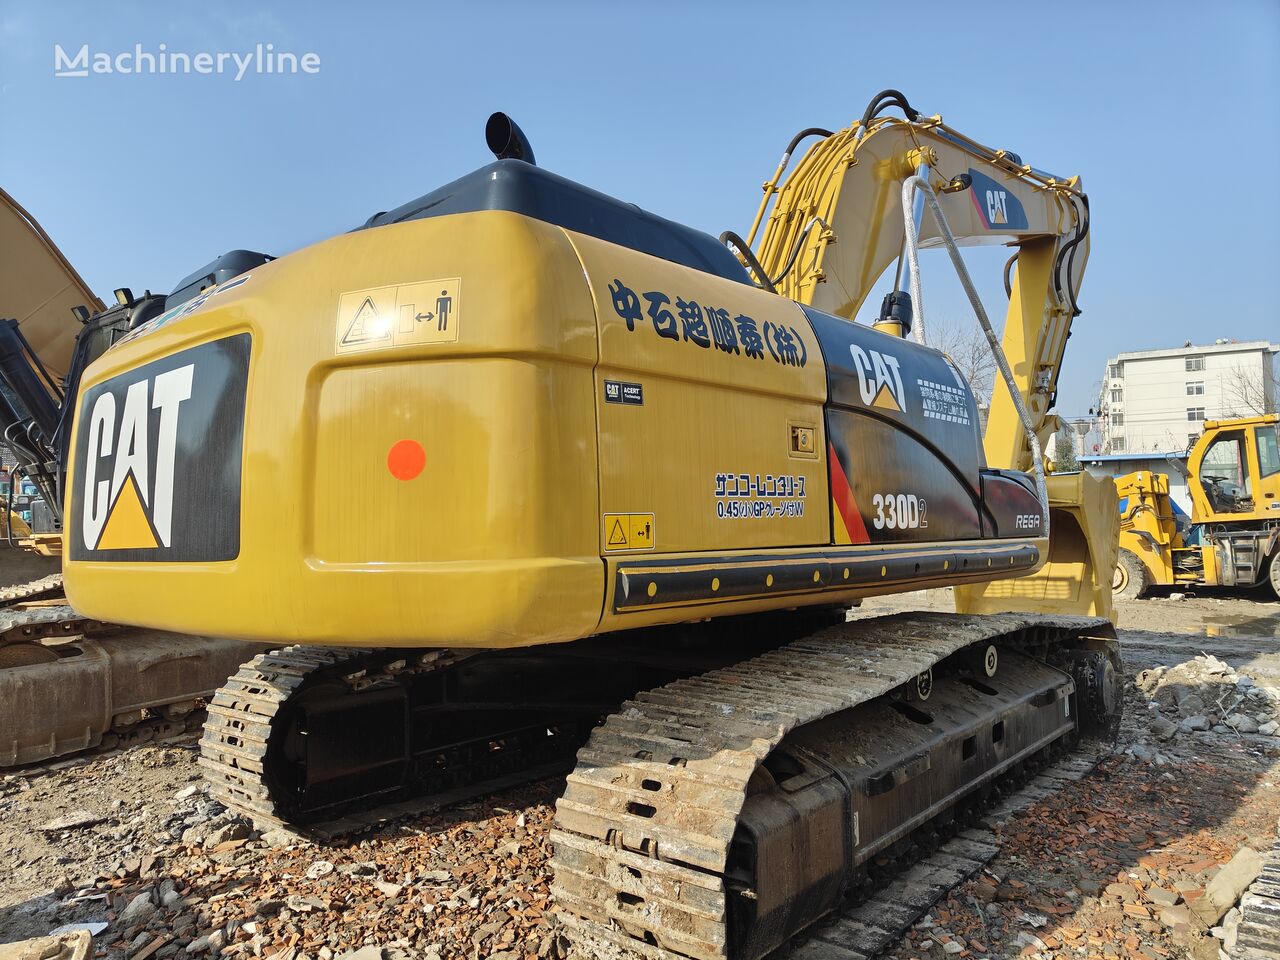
[{"xmin": 1136, "ymin": 654, "xmax": 1280, "ymax": 742}]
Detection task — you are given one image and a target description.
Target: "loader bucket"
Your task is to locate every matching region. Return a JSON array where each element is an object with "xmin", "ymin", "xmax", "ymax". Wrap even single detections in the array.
[{"xmin": 955, "ymin": 471, "xmax": 1118, "ymax": 621}]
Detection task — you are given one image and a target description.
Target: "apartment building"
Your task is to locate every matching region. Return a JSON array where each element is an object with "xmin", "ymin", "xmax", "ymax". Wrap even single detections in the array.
[{"xmin": 1096, "ymin": 340, "xmax": 1279, "ymax": 455}]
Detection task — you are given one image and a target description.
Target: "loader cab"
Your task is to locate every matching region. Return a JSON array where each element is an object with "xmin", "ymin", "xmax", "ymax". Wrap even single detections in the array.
[
  {"xmin": 1188, "ymin": 416, "xmax": 1280, "ymax": 522},
  {"xmin": 1197, "ymin": 429, "xmax": 1252, "ymax": 513}
]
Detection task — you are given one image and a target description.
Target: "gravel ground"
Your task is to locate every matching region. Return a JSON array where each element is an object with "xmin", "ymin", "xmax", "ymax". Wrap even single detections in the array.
[{"xmin": 1, "ymin": 576, "xmax": 1278, "ymax": 960}]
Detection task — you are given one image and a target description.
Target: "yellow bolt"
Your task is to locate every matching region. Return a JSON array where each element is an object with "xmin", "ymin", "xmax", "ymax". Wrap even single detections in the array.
[
  {"xmin": 766, "ymin": 574, "xmax": 774, "ymax": 587},
  {"xmin": 711, "ymin": 577, "xmax": 720, "ymax": 592},
  {"xmin": 647, "ymin": 581, "xmax": 658, "ymax": 597}
]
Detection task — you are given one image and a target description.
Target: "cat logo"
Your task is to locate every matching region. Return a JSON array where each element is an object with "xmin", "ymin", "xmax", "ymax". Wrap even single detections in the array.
[
  {"xmin": 81, "ymin": 364, "xmax": 193, "ymax": 551},
  {"xmin": 70, "ymin": 334, "xmax": 250, "ymax": 562},
  {"xmin": 985, "ymin": 190, "xmax": 1009, "ymax": 226},
  {"xmin": 967, "ymin": 168, "xmax": 1029, "ymax": 231},
  {"xmin": 849, "ymin": 344, "xmax": 905, "ymax": 413}
]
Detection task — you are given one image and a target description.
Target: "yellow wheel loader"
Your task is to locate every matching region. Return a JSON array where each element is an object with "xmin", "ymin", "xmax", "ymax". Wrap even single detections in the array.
[
  {"xmin": 1114, "ymin": 413, "xmax": 1280, "ymax": 599},
  {"xmin": 62, "ymin": 92, "xmax": 1120, "ymax": 959},
  {"xmin": 0, "ymin": 186, "xmax": 271, "ymax": 764}
]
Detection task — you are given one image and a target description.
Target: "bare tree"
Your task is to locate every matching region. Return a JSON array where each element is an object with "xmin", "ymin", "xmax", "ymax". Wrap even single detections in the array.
[
  {"xmin": 926, "ymin": 315, "xmax": 996, "ymax": 403},
  {"xmin": 1220, "ymin": 363, "xmax": 1270, "ymax": 418}
]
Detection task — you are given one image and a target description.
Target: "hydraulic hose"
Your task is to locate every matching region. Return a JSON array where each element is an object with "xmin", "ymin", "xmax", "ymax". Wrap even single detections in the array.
[
  {"xmin": 745, "ymin": 127, "xmax": 835, "ymax": 248},
  {"xmin": 768, "ymin": 217, "xmax": 830, "ymax": 287},
  {"xmin": 783, "ymin": 127, "xmax": 835, "ymax": 159},
  {"xmin": 1003, "ymin": 252, "xmax": 1018, "ymax": 298},
  {"xmin": 856, "ymin": 90, "xmax": 920, "ymax": 140},
  {"xmin": 719, "ymin": 231, "xmax": 776, "ymax": 293}
]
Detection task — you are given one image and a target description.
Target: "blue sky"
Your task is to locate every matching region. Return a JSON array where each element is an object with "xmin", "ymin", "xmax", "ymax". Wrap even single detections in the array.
[{"xmin": 3, "ymin": 1, "xmax": 1277, "ymax": 415}]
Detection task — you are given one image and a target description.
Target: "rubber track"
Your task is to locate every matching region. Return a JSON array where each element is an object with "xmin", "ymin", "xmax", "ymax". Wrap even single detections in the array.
[{"xmin": 549, "ymin": 611, "xmax": 1109, "ymax": 960}]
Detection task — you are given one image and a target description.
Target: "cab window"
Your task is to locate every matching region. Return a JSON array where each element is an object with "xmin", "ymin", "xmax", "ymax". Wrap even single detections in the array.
[
  {"xmin": 1199, "ymin": 430, "xmax": 1252, "ymax": 512},
  {"xmin": 1259, "ymin": 425, "xmax": 1280, "ymax": 478}
]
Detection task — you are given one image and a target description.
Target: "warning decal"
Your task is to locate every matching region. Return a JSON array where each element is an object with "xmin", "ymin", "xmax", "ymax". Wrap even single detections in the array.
[
  {"xmin": 603, "ymin": 513, "xmax": 655, "ymax": 552},
  {"xmin": 336, "ymin": 277, "xmax": 460, "ymax": 354},
  {"xmin": 341, "ymin": 296, "xmax": 387, "ymax": 348}
]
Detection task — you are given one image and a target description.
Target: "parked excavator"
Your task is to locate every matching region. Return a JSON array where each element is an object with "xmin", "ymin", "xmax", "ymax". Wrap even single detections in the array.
[
  {"xmin": 0, "ymin": 185, "xmax": 269, "ymax": 764},
  {"xmin": 61, "ymin": 92, "xmax": 1120, "ymax": 959},
  {"xmin": 1113, "ymin": 413, "xmax": 1280, "ymax": 598}
]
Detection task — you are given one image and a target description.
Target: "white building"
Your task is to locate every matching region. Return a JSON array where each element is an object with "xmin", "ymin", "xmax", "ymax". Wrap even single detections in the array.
[{"xmin": 1096, "ymin": 340, "xmax": 1279, "ymax": 455}]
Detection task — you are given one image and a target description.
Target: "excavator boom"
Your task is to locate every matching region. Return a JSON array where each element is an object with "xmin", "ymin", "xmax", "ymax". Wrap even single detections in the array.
[{"xmin": 748, "ymin": 96, "xmax": 1114, "ymax": 617}]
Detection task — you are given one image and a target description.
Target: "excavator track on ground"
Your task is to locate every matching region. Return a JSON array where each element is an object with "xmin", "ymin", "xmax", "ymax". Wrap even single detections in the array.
[
  {"xmin": 200, "ymin": 612, "xmax": 846, "ymax": 832},
  {"xmin": 550, "ymin": 613, "xmax": 1118, "ymax": 960},
  {"xmin": 199, "ymin": 611, "xmax": 1121, "ymax": 960},
  {"xmin": 0, "ymin": 571, "xmax": 65, "ymax": 605}
]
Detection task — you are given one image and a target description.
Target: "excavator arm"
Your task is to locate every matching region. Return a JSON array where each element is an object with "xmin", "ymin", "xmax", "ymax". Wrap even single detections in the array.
[{"xmin": 742, "ymin": 92, "xmax": 1116, "ymax": 618}]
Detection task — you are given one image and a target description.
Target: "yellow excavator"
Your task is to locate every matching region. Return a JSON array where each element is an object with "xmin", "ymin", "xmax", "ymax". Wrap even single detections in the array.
[
  {"xmin": 0, "ymin": 186, "xmax": 268, "ymax": 764},
  {"xmin": 1113, "ymin": 413, "xmax": 1280, "ymax": 598},
  {"xmin": 62, "ymin": 92, "xmax": 1118, "ymax": 959}
]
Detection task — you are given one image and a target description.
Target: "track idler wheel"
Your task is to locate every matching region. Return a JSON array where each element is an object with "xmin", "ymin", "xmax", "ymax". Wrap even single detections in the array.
[{"xmin": 1061, "ymin": 648, "xmax": 1123, "ymax": 738}]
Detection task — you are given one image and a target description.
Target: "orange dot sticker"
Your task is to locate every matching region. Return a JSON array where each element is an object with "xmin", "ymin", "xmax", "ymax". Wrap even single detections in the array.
[{"xmin": 387, "ymin": 439, "xmax": 425, "ymax": 480}]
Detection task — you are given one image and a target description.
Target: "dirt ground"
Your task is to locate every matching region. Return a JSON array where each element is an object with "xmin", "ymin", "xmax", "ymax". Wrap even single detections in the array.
[{"xmin": 1, "ymin": 554, "xmax": 1278, "ymax": 960}]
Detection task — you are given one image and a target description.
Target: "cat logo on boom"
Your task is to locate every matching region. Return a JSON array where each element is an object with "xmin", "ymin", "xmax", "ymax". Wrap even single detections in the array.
[
  {"xmin": 966, "ymin": 168, "xmax": 1029, "ymax": 231},
  {"xmin": 985, "ymin": 190, "xmax": 1009, "ymax": 226},
  {"xmin": 849, "ymin": 344, "xmax": 905, "ymax": 413},
  {"xmin": 69, "ymin": 335, "xmax": 250, "ymax": 563}
]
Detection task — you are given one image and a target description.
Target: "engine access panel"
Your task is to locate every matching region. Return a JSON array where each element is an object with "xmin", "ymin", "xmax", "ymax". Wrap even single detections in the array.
[{"xmin": 805, "ymin": 307, "xmax": 1042, "ymax": 546}]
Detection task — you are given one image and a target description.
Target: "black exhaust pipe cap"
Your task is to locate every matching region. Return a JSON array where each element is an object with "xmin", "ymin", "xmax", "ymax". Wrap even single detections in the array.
[{"xmin": 485, "ymin": 112, "xmax": 536, "ymax": 166}]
